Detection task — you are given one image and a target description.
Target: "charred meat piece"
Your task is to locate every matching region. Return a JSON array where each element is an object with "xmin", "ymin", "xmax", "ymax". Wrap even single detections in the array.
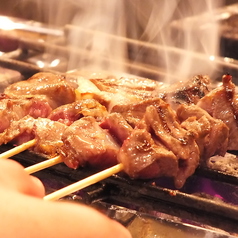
[
  {"xmin": 159, "ymin": 75, "xmax": 211, "ymax": 109},
  {"xmin": 0, "ymin": 115, "xmax": 67, "ymax": 157},
  {"xmin": 100, "ymin": 112, "xmax": 133, "ymax": 144},
  {"xmin": 118, "ymin": 127, "xmax": 178, "ymax": 180},
  {"xmin": 111, "ymin": 98, "xmax": 163, "ymax": 127},
  {"xmin": 118, "ymin": 99, "xmax": 200, "ymax": 189},
  {"xmin": 0, "ymin": 95, "xmax": 52, "ymax": 133},
  {"xmin": 58, "ymin": 116, "xmax": 119, "ymax": 170},
  {"xmin": 177, "ymin": 104, "xmax": 229, "ymax": 162},
  {"xmin": 48, "ymin": 99, "xmax": 108, "ymax": 126},
  {"xmin": 143, "ymin": 104, "xmax": 200, "ymax": 189},
  {"xmin": 110, "ymin": 75, "xmax": 210, "ymax": 127},
  {"xmin": 4, "ymin": 72, "xmax": 77, "ymax": 109},
  {"xmin": 197, "ymin": 74, "xmax": 238, "ymax": 150},
  {"xmin": 77, "ymin": 74, "xmax": 209, "ymax": 112}
]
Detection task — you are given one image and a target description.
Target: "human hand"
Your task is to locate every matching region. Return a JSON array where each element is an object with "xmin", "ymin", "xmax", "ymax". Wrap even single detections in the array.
[
  {"xmin": 0, "ymin": 159, "xmax": 45, "ymax": 197},
  {"xmin": 0, "ymin": 159, "xmax": 131, "ymax": 238}
]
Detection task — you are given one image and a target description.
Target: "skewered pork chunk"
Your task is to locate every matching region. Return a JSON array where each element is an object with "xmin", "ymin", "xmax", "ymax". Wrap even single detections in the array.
[
  {"xmin": 118, "ymin": 99, "xmax": 200, "ymax": 189},
  {"xmin": 158, "ymin": 74, "xmax": 211, "ymax": 109},
  {"xmin": 0, "ymin": 115, "xmax": 67, "ymax": 157},
  {"xmin": 4, "ymin": 72, "xmax": 77, "ymax": 109},
  {"xmin": 100, "ymin": 112, "xmax": 133, "ymax": 144},
  {"xmin": 58, "ymin": 116, "xmax": 119, "ymax": 170},
  {"xmin": 177, "ymin": 104, "xmax": 229, "ymax": 161},
  {"xmin": 0, "ymin": 95, "xmax": 52, "ymax": 133},
  {"xmin": 118, "ymin": 126, "xmax": 178, "ymax": 180},
  {"xmin": 109, "ymin": 75, "xmax": 211, "ymax": 127},
  {"xmin": 73, "ymin": 73, "xmax": 210, "ymax": 113},
  {"xmin": 48, "ymin": 99, "xmax": 108, "ymax": 126},
  {"xmin": 111, "ymin": 98, "xmax": 163, "ymax": 127},
  {"xmin": 197, "ymin": 74, "xmax": 238, "ymax": 150}
]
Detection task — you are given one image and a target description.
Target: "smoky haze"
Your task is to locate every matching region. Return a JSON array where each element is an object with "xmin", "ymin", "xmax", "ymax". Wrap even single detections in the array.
[{"xmin": 22, "ymin": 0, "xmax": 224, "ymax": 82}]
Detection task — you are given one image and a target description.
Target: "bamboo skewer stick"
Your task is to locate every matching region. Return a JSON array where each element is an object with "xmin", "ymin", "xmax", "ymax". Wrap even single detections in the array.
[
  {"xmin": 0, "ymin": 139, "xmax": 63, "ymax": 173},
  {"xmin": 44, "ymin": 163, "xmax": 124, "ymax": 201},
  {"xmin": 0, "ymin": 137, "xmax": 124, "ymax": 200},
  {"xmin": 24, "ymin": 155, "xmax": 63, "ymax": 174},
  {"xmin": 0, "ymin": 139, "xmax": 36, "ymax": 159}
]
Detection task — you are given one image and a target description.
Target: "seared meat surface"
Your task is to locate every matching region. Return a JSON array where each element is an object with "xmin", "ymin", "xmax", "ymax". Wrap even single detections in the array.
[
  {"xmin": 110, "ymin": 75, "xmax": 211, "ymax": 127},
  {"xmin": 0, "ymin": 115, "xmax": 67, "ymax": 157},
  {"xmin": 118, "ymin": 127, "xmax": 178, "ymax": 180},
  {"xmin": 90, "ymin": 76, "xmax": 161, "ymax": 98},
  {"xmin": 0, "ymin": 95, "xmax": 52, "ymax": 133},
  {"xmin": 177, "ymin": 104, "xmax": 229, "ymax": 161},
  {"xmin": 4, "ymin": 72, "xmax": 77, "ymax": 109},
  {"xmin": 143, "ymin": 104, "xmax": 200, "ymax": 189},
  {"xmin": 197, "ymin": 74, "xmax": 238, "ymax": 150},
  {"xmin": 48, "ymin": 99, "xmax": 108, "ymax": 126},
  {"xmin": 158, "ymin": 74, "xmax": 211, "ymax": 109},
  {"xmin": 81, "ymin": 76, "xmax": 165, "ymax": 110},
  {"xmin": 118, "ymin": 99, "xmax": 200, "ymax": 189},
  {"xmin": 100, "ymin": 112, "xmax": 133, "ymax": 144},
  {"xmin": 58, "ymin": 116, "xmax": 119, "ymax": 170},
  {"xmin": 111, "ymin": 98, "xmax": 163, "ymax": 127}
]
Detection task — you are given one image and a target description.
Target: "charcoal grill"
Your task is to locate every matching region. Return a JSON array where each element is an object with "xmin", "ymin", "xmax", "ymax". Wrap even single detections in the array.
[{"xmin": 1, "ymin": 14, "xmax": 238, "ymax": 238}]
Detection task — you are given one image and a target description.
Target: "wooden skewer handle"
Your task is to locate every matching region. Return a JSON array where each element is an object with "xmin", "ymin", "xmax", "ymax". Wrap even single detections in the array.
[
  {"xmin": 44, "ymin": 163, "xmax": 124, "ymax": 201},
  {"xmin": 0, "ymin": 139, "xmax": 36, "ymax": 159},
  {"xmin": 24, "ymin": 156, "xmax": 63, "ymax": 174}
]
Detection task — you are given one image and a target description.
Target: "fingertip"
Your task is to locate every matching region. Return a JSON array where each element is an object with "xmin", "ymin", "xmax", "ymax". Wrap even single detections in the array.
[{"xmin": 30, "ymin": 176, "xmax": 45, "ymax": 198}]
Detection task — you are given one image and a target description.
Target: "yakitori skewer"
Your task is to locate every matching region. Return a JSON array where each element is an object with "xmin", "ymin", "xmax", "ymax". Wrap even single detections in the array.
[
  {"xmin": 44, "ymin": 163, "xmax": 124, "ymax": 201},
  {"xmin": 0, "ymin": 139, "xmax": 36, "ymax": 159}
]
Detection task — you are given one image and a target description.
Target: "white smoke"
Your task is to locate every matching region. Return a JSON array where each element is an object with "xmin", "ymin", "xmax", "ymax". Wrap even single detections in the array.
[{"xmin": 21, "ymin": 0, "xmax": 224, "ymax": 81}]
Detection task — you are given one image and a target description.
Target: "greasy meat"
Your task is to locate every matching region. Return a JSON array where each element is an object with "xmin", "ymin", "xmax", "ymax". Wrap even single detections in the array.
[
  {"xmin": 159, "ymin": 74, "xmax": 211, "ymax": 109},
  {"xmin": 4, "ymin": 72, "xmax": 77, "ymax": 109},
  {"xmin": 0, "ymin": 95, "xmax": 52, "ymax": 133},
  {"xmin": 111, "ymin": 98, "xmax": 164, "ymax": 127},
  {"xmin": 100, "ymin": 112, "xmax": 133, "ymax": 144},
  {"xmin": 118, "ymin": 126, "xmax": 178, "ymax": 180},
  {"xmin": 0, "ymin": 72, "xmax": 236, "ymax": 189},
  {"xmin": 90, "ymin": 76, "xmax": 161, "ymax": 98},
  {"xmin": 197, "ymin": 74, "xmax": 238, "ymax": 150},
  {"xmin": 110, "ymin": 75, "xmax": 211, "ymax": 128},
  {"xmin": 177, "ymin": 104, "xmax": 229, "ymax": 161},
  {"xmin": 48, "ymin": 99, "xmax": 108, "ymax": 126},
  {"xmin": 58, "ymin": 116, "xmax": 119, "ymax": 169},
  {"xmin": 118, "ymin": 99, "xmax": 200, "ymax": 189},
  {"xmin": 80, "ymin": 76, "xmax": 165, "ymax": 110},
  {"xmin": 0, "ymin": 115, "xmax": 67, "ymax": 157}
]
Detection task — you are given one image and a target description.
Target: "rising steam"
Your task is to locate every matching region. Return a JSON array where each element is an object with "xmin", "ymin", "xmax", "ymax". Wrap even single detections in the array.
[{"xmin": 22, "ymin": 0, "xmax": 224, "ymax": 81}]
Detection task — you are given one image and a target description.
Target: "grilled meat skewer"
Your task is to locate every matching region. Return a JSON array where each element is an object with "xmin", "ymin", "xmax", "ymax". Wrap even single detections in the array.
[
  {"xmin": 0, "ymin": 94, "xmax": 52, "ymax": 133},
  {"xmin": 48, "ymin": 98, "xmax": 108, "ymax": 126},
  {"xmin": 197, "ymin": 74, "xmax": 238, "ymax": 150},
  {"xmin": 4, "ymin": 72, "xmax": 78, "ymax": 109},
  {"xmin": 0, "ymin": 116, "xmax": 67, "ymax": 157},
  {"xmin": 0, "ymin": 73, "xmax": 235, "ymax": 190}
]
